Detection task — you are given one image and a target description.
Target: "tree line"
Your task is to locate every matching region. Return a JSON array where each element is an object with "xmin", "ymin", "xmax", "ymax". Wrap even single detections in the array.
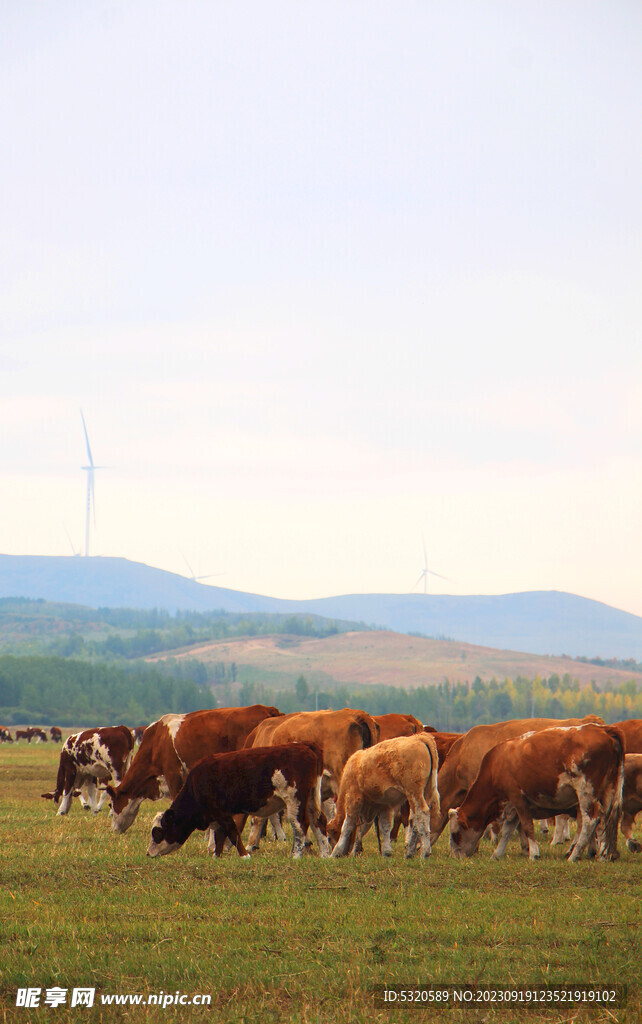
[
  {"xmin": 0, "ymin": 655, "xmax": 216, "ymax": 726},
  {"xmin": 238, "ymin": 671, "xmax": 642, "ymax": 731},
  {"xmin": 1, "ymin": 652, "xmax": 640, "ymax": 730}
]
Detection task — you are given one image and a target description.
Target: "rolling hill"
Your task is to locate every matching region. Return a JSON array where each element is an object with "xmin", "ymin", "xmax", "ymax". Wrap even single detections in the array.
[
  {"xmin": 1, "ymin": 553, "xmax": 641, "ymax": 660},
  {"xmin": 146, "ymin": 629, "xmax": 640, "ymax": 692}
]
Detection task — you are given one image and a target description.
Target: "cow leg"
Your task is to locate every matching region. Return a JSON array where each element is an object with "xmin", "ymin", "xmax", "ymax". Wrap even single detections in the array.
[
  {"xmin": 551, "ymin": 814, "xmax": 572, "ymax": 845},
  {"xmin": 269, "ymin": 813, "xmax": 287, "ymax": 842},
  {"xmin": 331, "ymin": 813, "xmax": 359, "ymax": 858},
  {"xmin": 246, "ymin": 816, "xmax": 264, "ymax": 852},
  {"xmin": 406, "ymin": 812, "xmax": 430, "ymax": 860},
  {"xmin": 567, "ymin": 807, "xmax": 599, "ymax": 863},
  {"xmin": 305, "ymin": 802, "xmax": 331, "ymax": 858},
  {"xmin": 490, "ymin": 813, "xmax": 520, "ymax": 860},
  {"xmin": 57, "ymin": 787, "xmax": 75, "ymax": 815},
  {"xmin": 621, "ymin": 811, "xmax": 642, "ymax": 853},
  {"xmin": 217, "ymin": 814, "xmax": 250, "ymax": 859}
]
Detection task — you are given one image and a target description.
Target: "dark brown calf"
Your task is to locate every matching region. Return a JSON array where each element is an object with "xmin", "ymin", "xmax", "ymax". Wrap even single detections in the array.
[{"xmin": 147, "ymin": 742, "xmax": 331, "ymax": 860}]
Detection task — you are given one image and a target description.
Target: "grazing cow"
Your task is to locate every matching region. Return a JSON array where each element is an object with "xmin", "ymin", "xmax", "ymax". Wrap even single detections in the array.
[
  {"xmin": 50, "ymin": 726, "xmax": 63, "ymax": 743},
  {"xmin": 41, "ymin": 726, "xmax": 135, "ymax": 815},
  {"xmin": 621, "ymin": 753, "xmax": 642, "ymax": 852},
  {"xmin": 373, "ymin": 714, "xmax": 424, "ymax": 742},
  {"xmin": 390, "ymin": 730, "xmax": 463, "ymax": 844},
  {"xmin": 448, "ymin": 724, "xmax": 624, "ymax": 862},
  {"xmin": 0, "ymin": 726, "xmax": 13, "ymax": 742},
  {"xmin": 328, "ymin": 733, "xmax": 440, "ymax": 859},
  {"xmin": 243, "ymin": 708, "xmax": 379, "ymax": 849},
  {"xmin": 15, "ymin": 726, "xmax": 48, "ymax": 743},
  {"xmin": 147, "ymin": 743, "xmax": 331, "ymax": 860},
  {"xmin": 431, "ymin": 715, "xmax": 605, "ymax": 841},
  {"xmin": 106, "ymin": 705, "xmax": 283, "ymax": 833}
]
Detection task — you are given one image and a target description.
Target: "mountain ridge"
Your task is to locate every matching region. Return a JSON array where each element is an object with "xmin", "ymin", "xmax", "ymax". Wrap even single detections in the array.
[{"xmin": 1, "ymin": 554, "xmax": 641, "ymax": 660}]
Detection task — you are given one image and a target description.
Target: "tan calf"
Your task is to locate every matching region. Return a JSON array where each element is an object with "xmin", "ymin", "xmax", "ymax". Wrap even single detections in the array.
[{"xmin": 328, "ymin": 733, "xmax": 439, "ymax": 859}]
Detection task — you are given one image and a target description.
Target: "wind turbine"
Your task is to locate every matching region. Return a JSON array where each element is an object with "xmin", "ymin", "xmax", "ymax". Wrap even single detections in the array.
[
  {"xmin": 80, "ymin": 411, "xmax": 105, "ymax": 558},
  {"xmin": 181, "ymin": 552, "xmax": 224, "ymax": 584},
  {"xmin": 414, "ymin": 541, "xmax": 450, "ymax": 594}
]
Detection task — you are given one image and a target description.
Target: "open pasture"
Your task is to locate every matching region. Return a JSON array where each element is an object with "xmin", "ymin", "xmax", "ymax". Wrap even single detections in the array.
[{"xmin": 1, "ymin": 741, "xmax": 640, "ymax": 1023}]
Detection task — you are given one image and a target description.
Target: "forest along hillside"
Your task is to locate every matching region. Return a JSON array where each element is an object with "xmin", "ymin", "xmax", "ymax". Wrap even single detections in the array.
[{"xmin": 146, "ymin": 630, "xmax": 641, "ymax": 691}]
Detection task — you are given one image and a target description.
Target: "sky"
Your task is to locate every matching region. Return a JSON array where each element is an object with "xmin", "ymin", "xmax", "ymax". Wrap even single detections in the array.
[{"xmin": 2, "ymin": 1, "xmax": 641, "ymax": 614}]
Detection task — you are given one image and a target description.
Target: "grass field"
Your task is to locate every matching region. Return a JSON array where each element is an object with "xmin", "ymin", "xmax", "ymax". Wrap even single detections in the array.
[{"xmin": 1, "ymin": 742, "xmax": 640, "ymax": 1023}]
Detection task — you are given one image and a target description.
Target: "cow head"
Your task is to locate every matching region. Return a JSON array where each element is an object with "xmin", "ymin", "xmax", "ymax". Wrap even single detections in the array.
[
  {"xmin": 106, "ymin": 776, "xmax": 162, "ymax": 834},
  {"xmin": 448, "ymin": 807, "xmax": 481, "ymax": 859},
  {"xmin": 146, "ymin": 809, "xmax": 189, "ymax": 858}
]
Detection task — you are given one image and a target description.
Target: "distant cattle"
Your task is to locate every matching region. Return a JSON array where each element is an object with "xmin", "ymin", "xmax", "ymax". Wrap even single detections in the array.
[
  {"xmin": 431, "ymin": 715, "xmax": 605, "ymax": 841},
  {"xmin": 15, "ymin": 726, "xmax": 48, "ymax": 743},
  {"xmin": 50, "ymin": 726, "xmax": 63, "ymax": 743},
  {"xmin": 133, "ymin": 726, "xmax": 146, "ymax": 744},
  {"xmin": 147, "ymin": 743, "xmax": 331, "ymax": 860},
  {"xmin": 328, "ymin": 733, "xmax": 440, "ymax": 859},
  {"xmin": 0, "ymin": 726, "xmax": 13, "ymax": 743},
  {"xmin": 448, "ymin": 724, "xmax": 624, "ymax": 862},
  {"xmin": 42, "ymin": 726, "xmax": 135, "ymax": 815},
  {"xmin": 621, "ymin": 753, "xmax": 642, "ymax": 852},
  {"xmin": 107, "ymin": 705, "xmax": 283, "ymax": 833}
]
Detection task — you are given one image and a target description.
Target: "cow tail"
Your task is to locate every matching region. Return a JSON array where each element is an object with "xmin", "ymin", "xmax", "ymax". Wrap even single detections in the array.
[
  {"xmin": 353, "ymin": 713, "xmax": 378, "ymax": 749},
  {"xmin": 601, "ymin": 726, "xmax": 625, "ymax": 859}
]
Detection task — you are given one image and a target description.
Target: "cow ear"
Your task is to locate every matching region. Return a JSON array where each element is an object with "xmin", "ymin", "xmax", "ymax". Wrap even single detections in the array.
[
  {"xmin": 41, "ymin": 792, "xmax": 54, "ymax": 801},
  {"xmin": 151, "ymin": 826, "xmax": 164, "ymax": 843}
]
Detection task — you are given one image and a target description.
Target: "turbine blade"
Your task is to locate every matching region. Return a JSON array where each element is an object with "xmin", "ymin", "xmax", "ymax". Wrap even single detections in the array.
[{"xmin": 80, "ymin": 410, "xmax": 95, "ymax": 467}]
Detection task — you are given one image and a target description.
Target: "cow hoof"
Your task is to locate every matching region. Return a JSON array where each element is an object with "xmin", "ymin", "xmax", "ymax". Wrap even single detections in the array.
[{"xmin": 627, "ymin": 839, "xmax": 642, "ymax": 853}]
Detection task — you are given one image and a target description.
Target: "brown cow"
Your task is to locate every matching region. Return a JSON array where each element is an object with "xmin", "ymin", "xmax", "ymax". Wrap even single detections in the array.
[
  {"xmin": 432, "ymin": 715, "xmax": 605, "ymax": 841},
  {"xmin": 612, "ymin": 719, "xmax": 642, "ymax": 754},
  {"xmin": 621, "ymin": 753, "xmax": 642, "ymax": 852},
  {"xmin": 448, "ymin": 724, "xmax": 624, "ymax": 862},
  {"xmin": 328, "ymin": 733, "xmax": 440, "ymax": 859},
  {"xmin": 245, "ymin": 708, "xmax": 379, "ymax": 796},
  {"xmin": 373, "ymin": 714, "xmax": 424, "ymax": 742},
  {"xmin": 0, "ymin": 726, "xmax": 13, "ymax": 743},
  {"xmin": 106, "ymin": 705, "xmax": 283, "ymax": 833},
  {"xmin": 243, "ymin": 708, "xmax": 379, "ymax": 849},
  {"xmin": 42, "ymin": 726, "xmax": 135, "ymax": 815},
  {"xmin": 15, "ymin": 726, "xmax": 48, "ymax": 743},
  {"xmin": 147, "ymin": 743, "xmax": 331, "ymax": 860},
  {"xmin": 50, "ymin": 726, "xmax": 63, "ymax": 743},
  {"xmin": 390, "ymin": 730, "xmax": 462, "ymax": 844}
]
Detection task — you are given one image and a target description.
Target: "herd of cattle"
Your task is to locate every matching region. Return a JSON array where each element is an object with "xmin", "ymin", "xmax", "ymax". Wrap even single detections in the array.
[{"xmin": 7, "ymin": 706, "xmax": 642, "ymax": 863}]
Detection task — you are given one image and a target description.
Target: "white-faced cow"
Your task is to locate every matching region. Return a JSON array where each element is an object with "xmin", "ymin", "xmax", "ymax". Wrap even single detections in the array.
[
  {"xmin": 106, "ymin": 705, "xmax": 283, "ymax": 833},
  {"xmin": 15, "ymin": 726, "xmax": 48, "ymax": 743},
  {"xmin": 42, "ymin": 726, "xmax": 135, "ymax": 815},
  {"xmin": 147, "ymin": 742, "xmax": 331, "ymax": 860},
  {"xmin": 0, "ymin": 726, "xmax": 13, "ymax": 743},
  {"xmin": 448, "ymin": 724, "xmax": 624, "ymax": 863},
  {"xmin": 328, "ymin": 733, "xmax": 440, "ymax": 859},
  {"xmin": 431, "ymin": 715, "xmax": 605, "ymax": 843}
]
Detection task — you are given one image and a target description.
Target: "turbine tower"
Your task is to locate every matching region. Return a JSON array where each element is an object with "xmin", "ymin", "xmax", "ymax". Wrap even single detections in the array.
[
  {"xmin": 414, "ymin": 540, "xmax": 450, "ymax": 594},
  {"xmin": 80, "ymin": 411, "xmax": 104, "ymax": 558}
]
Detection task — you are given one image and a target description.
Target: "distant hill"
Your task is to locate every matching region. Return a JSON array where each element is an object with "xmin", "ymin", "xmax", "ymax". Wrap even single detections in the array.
[
  {"xmin": 1, "ymin": 554, "xmax": 641, "ymax": 660},
  {"xmin": 148, "ymin": 630, "xmax": 641, "ymax": 692}
]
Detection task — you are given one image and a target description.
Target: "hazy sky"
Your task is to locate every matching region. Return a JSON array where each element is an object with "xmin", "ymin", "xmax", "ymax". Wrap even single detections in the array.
[{"xmin": 2, "ymin": 2, "xmax": 641, "ymax": 614}]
